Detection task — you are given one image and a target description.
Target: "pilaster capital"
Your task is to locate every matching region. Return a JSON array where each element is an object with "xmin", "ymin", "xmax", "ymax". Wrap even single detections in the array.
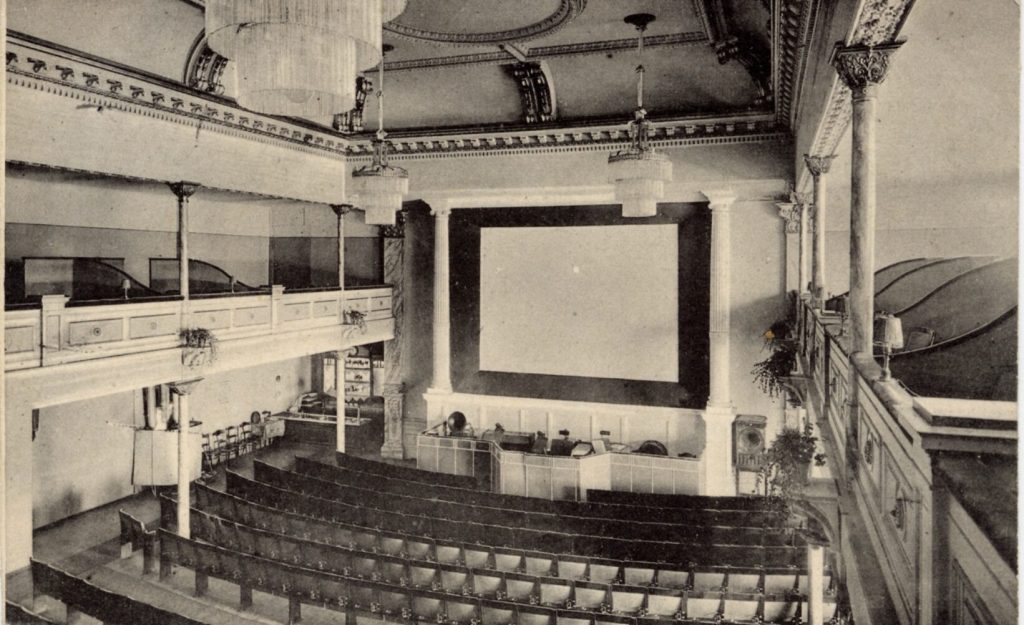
[
  {"xmin": 775, "ymin": 202, "xmax": 801, "ymax": 234},
  {"xmin": 331, "ymin": 204, "xmax": 355, "ymax": 217},
  {"xmin": 830, "ymin": 41, "xmax": 903, "ymax": 96},
  {"xmin": 168, "ymin": 181, "xmax": 201, "ymax": 201},
  {"xmin": 803, "ymin": 154, "xmax": 837, "ymax": 177},
  {"xmin": 169, "ymin": 378, "xmax": 204, "ymax": 395},
  {"xmin": 700, "ymin": 189, "xmax": 737, "ymax": 211}
]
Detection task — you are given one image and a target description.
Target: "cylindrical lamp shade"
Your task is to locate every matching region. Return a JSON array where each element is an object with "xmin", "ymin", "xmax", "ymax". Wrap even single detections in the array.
[
  {"xmin": 205, "ymin": 0, "xmax": 407, "ymax": 116},
  {"xmin": 351, "ymin": 165, "xmax": 409, "ymax": 226},
  {"xmin": 608, "ymin": 149, "xmax": 672, "ymax": 217},
  {"xmin": 881, "ymin": 314, "xmax": 904, "ymax": 350}
]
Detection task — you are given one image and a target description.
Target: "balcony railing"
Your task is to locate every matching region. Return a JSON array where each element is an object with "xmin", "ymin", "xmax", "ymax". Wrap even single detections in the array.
[{"xmin": 4, "ymin": 285, "xmax": 393, "ymax": 371}]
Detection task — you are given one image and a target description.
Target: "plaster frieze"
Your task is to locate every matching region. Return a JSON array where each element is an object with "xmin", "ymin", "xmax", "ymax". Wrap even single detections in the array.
[{"xmin": 6, "ymin": 33, "xmax": 352, "ymax": 161}]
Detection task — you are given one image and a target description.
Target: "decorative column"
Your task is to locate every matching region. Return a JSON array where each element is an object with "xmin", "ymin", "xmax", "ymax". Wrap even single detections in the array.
[
  {"xmin": 331, "ymin": 204, "xmax": 352, "ymax": 289},
  {"xmin": 803, "ymin": 156, "xmax": 835, "ymax": 309},
  {"xmin": 335, "ymin": 350, "xmax": 346, "ymax": 452},
  {"xmin": 430, "ymin": 202, "xmax": 453, "ymax": 394},
  {"xmin": 775, "ymin": 195, "xmax": 802, "ymax": 293},
  {"xmin": 169, "ymin": 378, "xmax": 202, "ymax": 539},
  {"xmin": 701, "ymin": 189, "xmax": 737, "ymax": 497},
  {"xmin": 832, "ymin": 42, "xmax": 902, "ymax": 357},
  {"xmin": 797, "ymin": 193, "xmax": 810, "ymax": 295},
  {"xmin": 380, "ymin": 211, "xmax": 407, "ymax": 459},
  {"xmin": 331, "ymin": 205, "xmax": 352, "ymax": 454},
  {"xmin": 168, "ymin": 182, "xmax": 200, "ymax": 323}
]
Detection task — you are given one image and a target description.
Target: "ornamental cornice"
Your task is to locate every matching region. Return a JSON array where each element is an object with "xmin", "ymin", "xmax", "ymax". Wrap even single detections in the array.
[
  {"xmin": 346, "ymin": 117, "xmax": 785, "ymax": 161},
  {"xmin": 6, "ymin": 33, "xmax": 352, "ymax": 161},
  {"xmin": 773, "ymin": 0, "xmax": 819, "ymax": 127},
  {"xmin": 800, "ymin": 0, "xmax": 914, "ymax": 189}
]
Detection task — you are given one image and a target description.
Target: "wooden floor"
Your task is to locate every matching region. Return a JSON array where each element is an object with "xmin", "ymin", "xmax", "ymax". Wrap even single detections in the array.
[{"xmin": 7, "ymin": 439, "xmax": 414, "ymax": 624}]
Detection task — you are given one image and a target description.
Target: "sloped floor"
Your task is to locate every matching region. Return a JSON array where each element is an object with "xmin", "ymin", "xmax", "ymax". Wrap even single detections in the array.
[{"xmin": 7, "ymin": 439, "xmax": 412, "ymax": 623}]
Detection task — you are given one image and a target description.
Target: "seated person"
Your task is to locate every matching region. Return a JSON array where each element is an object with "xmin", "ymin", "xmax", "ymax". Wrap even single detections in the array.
[{"xmin": 548, "ymin": 429, "xmax": 576, "ymax": 456}]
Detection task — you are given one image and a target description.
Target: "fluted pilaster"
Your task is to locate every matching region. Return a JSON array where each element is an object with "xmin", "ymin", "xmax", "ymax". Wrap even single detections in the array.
[{"xmin": 430, "ymin": 203, "xmax": 453, "ymax": 393}]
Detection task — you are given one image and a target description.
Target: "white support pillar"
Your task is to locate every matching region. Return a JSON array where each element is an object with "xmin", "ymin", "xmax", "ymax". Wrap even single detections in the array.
[
  {"xmin": 803, "ymin": 156, "xmax": 835, "ymax": 309},
  {"xmin": 335, "ymin": 351, "xmax": 346, "ymax": 453},
  {"xmin": 807, "ymin": 543, "xmax": 825, "ymax": 625},
  {"xmin": 776, "ymin": 198, "xmax": 801, "ymax": 293},
  {"xmin": 170, "ymin": 378, "xmax": 202, "ymax": 539},
  {"xmin": 430, "ymin": 202, "xmax": 453, "ymax": 394},
  {"xmin": 701, "ymin": 189, "xmax": 737, "ymax": 497},
  {"xmin": 332, "ymin": 205, "xmax": 352, "ymax": 455},
  {"xmin": 797, "ymin": 195, "xmax": 810, "ymax": 295},
  {"xmin": 168, "ymin": 182, "xmax": 200, "ymax": 325}
]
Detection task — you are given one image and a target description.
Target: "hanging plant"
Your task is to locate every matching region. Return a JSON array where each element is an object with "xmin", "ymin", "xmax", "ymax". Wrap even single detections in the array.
[
  {"xmin": 752, "ymin": 321, "xmax": 798, "ymax": 398},
  {"xmin": 180, "ymin": 327, "xmax": 217, "ymax": 368},
  {"xmin": 344, "ymin": 309, "xmax": 367, "ymax": 332}
]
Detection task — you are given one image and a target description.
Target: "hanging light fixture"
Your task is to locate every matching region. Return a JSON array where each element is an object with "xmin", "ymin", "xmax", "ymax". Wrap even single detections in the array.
[
  {"xmin": 351, "ymin": 39, "xmax": 408, "ymax": 226},
  {"xmin": 205, "ymin": 0, "xmax": 407, "ymax": 117},
  {"xmin": 608, "ymin": 13, "xmax": 672, "ymax": 218}
]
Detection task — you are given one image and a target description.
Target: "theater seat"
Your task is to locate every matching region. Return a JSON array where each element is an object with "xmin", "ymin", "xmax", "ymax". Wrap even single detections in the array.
[
  {"xmin": 645, "ymin": 589, "xmax": 682, "ymax": 617},
  {"xmin": 655, "ymin": 570, "xmax": 688, "ymax": 590},
  {"xmin": 686, "ymin": 597, "xmax": 722, "ymax": 620},
  {"xmin": 723, "ymin": 597, "xmax": 759, "ymax": 622}
]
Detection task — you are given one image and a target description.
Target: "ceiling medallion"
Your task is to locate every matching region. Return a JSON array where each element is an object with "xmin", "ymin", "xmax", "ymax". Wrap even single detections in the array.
[{"xmin": 385, "ymin": 0, "xmax": 585, "ymax": 46}]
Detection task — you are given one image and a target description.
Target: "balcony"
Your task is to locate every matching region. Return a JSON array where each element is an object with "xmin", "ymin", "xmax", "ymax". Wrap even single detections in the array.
[{"xmin": 4, "ymin": 285, "xmax": 394, "ymax": 372}]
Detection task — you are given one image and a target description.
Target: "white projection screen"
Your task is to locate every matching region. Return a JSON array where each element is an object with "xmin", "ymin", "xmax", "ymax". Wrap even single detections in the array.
[{"xmin": 479, "ymin": 225, "xmax": 678, "ymax": 382}]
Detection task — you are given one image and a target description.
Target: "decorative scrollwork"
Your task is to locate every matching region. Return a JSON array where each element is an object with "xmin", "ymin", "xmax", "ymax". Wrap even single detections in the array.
[{"xmin": 831, "ymin": 42, "xmax": 903, "ymax": 94}]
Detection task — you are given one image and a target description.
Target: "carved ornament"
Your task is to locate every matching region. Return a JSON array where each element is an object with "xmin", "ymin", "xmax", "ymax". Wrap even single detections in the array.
[
  {"xmin": 385, "ymin": 0, "xmax": 586, "ymax": 46},
  {"xmin": 831, "ymin": 42, "xmax": 903, "ymax": 93}
]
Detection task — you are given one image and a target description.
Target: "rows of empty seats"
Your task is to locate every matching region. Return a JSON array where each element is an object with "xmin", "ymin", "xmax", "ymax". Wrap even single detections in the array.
[
  {"xmin": 315, "ymin": 456, "xmax": 767, "ymax": 519},
  {"xmin": 246, "ymin": 463, "xmax": 803, "ymax": 567},
  {"xmin": 30, "ymin": 559, "xmax": 205, "ymax": 625},
  {"xmin": 335, "ymin": 450, "xmax": 481, "ymax": 489},
  {"xmin": 160, "ymin": 528, "xmax": 834, "ymax": 625},
  {"xmin": 189, "ymin": 485, "xmax": 804, "ymax": 589}
]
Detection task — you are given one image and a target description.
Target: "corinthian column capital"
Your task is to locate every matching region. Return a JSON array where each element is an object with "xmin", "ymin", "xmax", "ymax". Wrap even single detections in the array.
[
  {"xmin": 803, "ymin": 154, "xmax": 837, "ymax": 177},
  {"xmin": 831, "ymin": 41, "xmax": 903, "ymax": 97}
]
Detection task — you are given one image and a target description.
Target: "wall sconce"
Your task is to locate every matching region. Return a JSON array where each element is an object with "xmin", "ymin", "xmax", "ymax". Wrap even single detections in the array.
[{"xmin": 875, "ymin": 313, "xmax": 904, "ymax": 380}]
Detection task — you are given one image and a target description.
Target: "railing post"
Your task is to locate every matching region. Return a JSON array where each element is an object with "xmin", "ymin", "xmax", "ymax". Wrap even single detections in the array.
[
  {"xmin": 271, "ymin": 285, "xmax": 285, "ymax": 330},
  {"xmin": 40, "ymin": 294, "xmax": 68, "ymax": 367}
]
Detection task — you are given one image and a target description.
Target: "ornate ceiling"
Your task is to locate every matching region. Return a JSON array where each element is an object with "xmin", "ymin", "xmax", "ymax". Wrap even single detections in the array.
[{"xmin": 183, "ymin": 0, "xmax": 817, "ymax": 143}]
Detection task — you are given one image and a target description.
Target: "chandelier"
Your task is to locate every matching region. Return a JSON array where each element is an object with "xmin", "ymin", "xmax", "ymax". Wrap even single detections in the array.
[
  {"xmin": 607, "ymin": 13, "xmax": 672, "ymax": 218},
  {"xmin": 351, "ymin": 40, "xmax": 408, "ymax": 226},
  {"xmin": 205, "ymin": 0, "xmax": 407, "ymax": 117}
]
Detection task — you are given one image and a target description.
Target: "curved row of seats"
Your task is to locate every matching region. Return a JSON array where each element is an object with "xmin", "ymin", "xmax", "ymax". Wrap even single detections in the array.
[
  {"xmin": 160, "ymin": 528, "xmax": 834, "ymax": 625},
  {"xmin": 183, "ymin": 497, "xmax": 828, "ymax": 599},
  {"xmin": 235, "ymin": 467, "xmax": 803, "ymax": 568},
  {"xmin": 192, "ymin": 484, "xmax": 811, "ymax": 588},
  {"xmin": 335, "ymin": 451, "xmax": 482, "ymax": 490},
  {"xmin": 30, "ymin": 558, "xmax": 205, "ymax": 625},
  {"xmin": 282, "ymin": 460, "xmax": 783, "ymax": 539},
  {"xmin": 312, "ymin": 457, "xmax": 771, "ymax": 523}
]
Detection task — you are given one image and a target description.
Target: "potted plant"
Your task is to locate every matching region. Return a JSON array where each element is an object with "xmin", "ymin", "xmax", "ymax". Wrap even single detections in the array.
[
  {"xmin": 751, "ymin": 320, "xmax": 798, "ymax": 398},
  {"xmin": 758, "ymin": 421, "xmax": 827, "ymax": 518},
  {"xmin": 180, "ymin": 327, "xmax": 217, "ymax": 368}
]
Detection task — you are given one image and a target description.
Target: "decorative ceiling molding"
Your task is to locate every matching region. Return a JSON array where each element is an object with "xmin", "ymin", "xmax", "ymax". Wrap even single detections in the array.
[
  {"xmin": 774, "ymin": 0, "xmax": 819, "ymax": 127},
  {"xmin": 6, "ymin": 32, "xmax": 351, "ymax": 160},
  {"xmin": 508, "ymin": 62, "xmax": 556, "ymax": 124},
  {"xmin": 347, "ymin": 123, "xmax": 787, "ymax": 162},
  {"xmin": 373, "ymin": 32, "xmax": 709, "ymax": 73},
  {"xmin": 799, "ymin": 0, "xmax": 916, "ymax": 190},
  {"xmin": 384, "ymin": 0, "xmax": 586, "ymax": 46}
]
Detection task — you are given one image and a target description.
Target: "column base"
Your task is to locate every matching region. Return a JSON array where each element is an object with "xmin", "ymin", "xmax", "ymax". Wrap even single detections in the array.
[
  {"xmin": 701, "ymin": 404, "xmax": 736, "ymax": 497},
  {"xmin": 380, "ymin": 440, "xmax": 405, "ymax": 460}
]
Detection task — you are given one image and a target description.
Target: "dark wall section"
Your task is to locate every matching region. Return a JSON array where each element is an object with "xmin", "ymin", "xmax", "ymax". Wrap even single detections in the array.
[
  {"xmin": 405, "ymin": 203, "xmax": 710, "ymax": 413},
  {"xmin": 270, "ymin": 237, "xmax": 383, "ymax": 289}
]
